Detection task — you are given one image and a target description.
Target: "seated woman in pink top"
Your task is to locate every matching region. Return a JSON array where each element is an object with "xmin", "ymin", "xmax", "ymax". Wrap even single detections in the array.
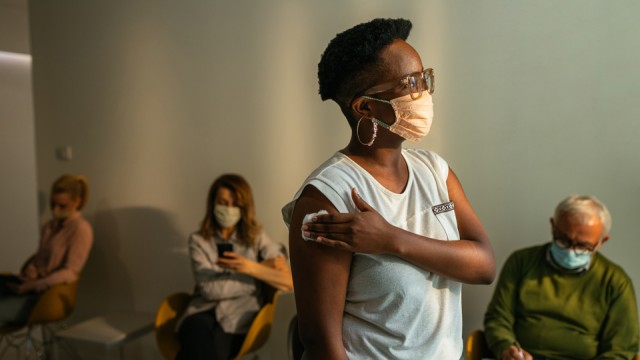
[{"xmin": 0, "ymin": 174, "xmax": 93, "ymax": 327}]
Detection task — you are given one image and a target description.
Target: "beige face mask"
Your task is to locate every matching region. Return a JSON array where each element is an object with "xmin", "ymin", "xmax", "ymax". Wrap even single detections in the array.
[
  {"xmin": 363, "ymin": 92, "xmax": 434, "ymax": 142},
  {"xmin": 52, "ymin": 209, "xmax": 71, "ymax": 220},
  {"xmin": 214, "ymin": 205, "xmax": 242, "ymax": 228}
]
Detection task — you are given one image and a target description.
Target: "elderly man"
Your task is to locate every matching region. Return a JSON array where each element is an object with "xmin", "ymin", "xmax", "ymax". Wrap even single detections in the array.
[{"xmin": 484, "ymin": 195, "xmax": 639, "ymax": 360}]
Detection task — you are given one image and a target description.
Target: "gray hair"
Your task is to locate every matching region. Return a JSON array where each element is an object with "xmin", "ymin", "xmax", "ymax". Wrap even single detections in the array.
[{"xmin": 553, "ymin": 195, "xmax": 612, "ymax": 237}]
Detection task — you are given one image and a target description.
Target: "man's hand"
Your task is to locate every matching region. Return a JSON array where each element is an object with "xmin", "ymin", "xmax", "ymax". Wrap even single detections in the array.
[{"xmin": 502, "ymin": 345, "xmax": 532, "ymax": 360}]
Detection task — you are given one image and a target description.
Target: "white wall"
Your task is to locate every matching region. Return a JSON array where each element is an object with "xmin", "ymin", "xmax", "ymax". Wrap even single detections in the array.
[
  {"xmin": 27, "ymin": 0, "xmax": 640, "ymax": 357},
  {"xmin": 0, "ymin": 50, "xmax": 39, "ymax": 274},
  {"xmin": 438, "ymin": 1, "xmax": 640, "ymax": 338}
]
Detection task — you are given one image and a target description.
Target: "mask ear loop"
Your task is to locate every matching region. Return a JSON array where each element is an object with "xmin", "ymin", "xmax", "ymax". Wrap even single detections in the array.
[{"xmin": 356, "ymin": 117, "xmax": 378, "ymax": 146}]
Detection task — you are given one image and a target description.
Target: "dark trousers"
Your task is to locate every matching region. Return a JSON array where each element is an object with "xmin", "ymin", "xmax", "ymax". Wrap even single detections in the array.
[
  {"xmin": 0, "ymin": 275, "xmax": 39, "ymax": 327},
  {"xmin": 176, "ymin": 310, "xmax": 246, "ymax": 360}
]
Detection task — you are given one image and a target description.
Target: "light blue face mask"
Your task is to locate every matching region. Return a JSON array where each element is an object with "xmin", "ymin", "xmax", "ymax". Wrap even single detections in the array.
[{"xmin": 549, "ymin": 241, "xmax": 592, "ymax": 271}]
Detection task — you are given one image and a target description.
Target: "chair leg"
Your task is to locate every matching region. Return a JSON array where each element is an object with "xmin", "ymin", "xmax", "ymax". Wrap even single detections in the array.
[
  {"xmin": 1, "ymin": 329, "xmax": 28, "ymax": 359},
  {"xmin": 0, "ymin": 326, "xmax": 54, "ymax": 360},
  {"xmin": 44, "ymin": 322, "xmax": 81, "ymax": 360},
  {"xmin": 0, "ymin": 335, "xmax": 13, "ymax": 358},
  {"xmin": 25, "ymin": 325, "xmax": 52, "ymax": 360},
  {"xmin": 40, "ymin": 324, "xmax": 58, "ymax": 359},
  {"xmin": 26, "ymin": 326, "xmax": 35, "ymax": 358},
  {"xmin": 25, "ymin": 326, "xmax": 41, "ymax": 359},
  {"xmin": 54, "ymin": 337, "xmax": 83, "ymax": 360}
]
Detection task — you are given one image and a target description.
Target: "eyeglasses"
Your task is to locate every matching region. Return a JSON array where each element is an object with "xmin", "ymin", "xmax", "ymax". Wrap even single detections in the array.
[
  {"xmin": 363, "ymin": 68, "xmax": 434, "ymax": 100},
  {"xmin": 553, "ymin": 228, "xmax": 600, "ymax": 255}
]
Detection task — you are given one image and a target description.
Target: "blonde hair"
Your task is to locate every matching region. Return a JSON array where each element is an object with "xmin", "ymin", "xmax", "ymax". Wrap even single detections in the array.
[
  {"xmin": 51, "ymin": 174, "xmax": 90, "ymax": 210},
  {"xmin": 199, "ymin": 174, "xmax": 261, "ymax": 247}
]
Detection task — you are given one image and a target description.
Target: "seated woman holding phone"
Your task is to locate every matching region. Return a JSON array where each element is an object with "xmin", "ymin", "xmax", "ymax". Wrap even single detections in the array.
[{"xmin": 176, "ymin": 174, "xmax": 293, "ymax": 360}]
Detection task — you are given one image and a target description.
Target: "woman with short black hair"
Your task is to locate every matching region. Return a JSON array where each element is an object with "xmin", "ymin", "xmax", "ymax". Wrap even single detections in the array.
[{"xmin": 283, "ymin": 18, "xmax": 495, "ymax": 359}]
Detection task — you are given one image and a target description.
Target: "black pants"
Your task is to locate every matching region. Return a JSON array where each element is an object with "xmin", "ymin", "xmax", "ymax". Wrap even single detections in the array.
[
  {"xmin": 176, "ymin": 310, "xmax": 246, "ymax": 360},
  {"xmin": 0, "ymin": 275, "xmax": 39, "ymax": 327}
]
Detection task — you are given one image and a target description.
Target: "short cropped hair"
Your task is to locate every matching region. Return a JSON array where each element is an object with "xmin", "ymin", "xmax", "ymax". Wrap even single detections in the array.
[
  {"xmin": 317, "ymin": 18, "xmax": 412, "ymax": 115},
  {"xmin": 553, "ymin": 195, "xmax": 612, "ymax": 237}
]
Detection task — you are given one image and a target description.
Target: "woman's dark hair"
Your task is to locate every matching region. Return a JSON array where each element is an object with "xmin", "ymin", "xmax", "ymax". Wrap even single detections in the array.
[
  {"xmin": 199, "ymin": 174, "xmax": 261, "ymax": 247},
  {"xmin": 318, "ymin": 18, "xmax": 412, "ymax": 111}
]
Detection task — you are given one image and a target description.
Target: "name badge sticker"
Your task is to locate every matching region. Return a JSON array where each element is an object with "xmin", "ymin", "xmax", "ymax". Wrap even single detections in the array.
[{"xmin": 432, "ymin": 201, "xmax": 454, "ymax": 215}]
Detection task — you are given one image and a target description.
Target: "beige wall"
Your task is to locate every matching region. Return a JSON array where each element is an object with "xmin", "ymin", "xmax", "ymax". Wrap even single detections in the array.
[
  {"xmin": 0, "ymin": 0, "xmax": 37, "ymax": 276},
  {"xmin": 0, "ymin": 0, "xmax": 30, "ymax": 54},
  {"xmin": 27, "ymin": 0, "xmax": 640, "ymax": 357},
  {"xmin": 0, "ymin": 51, "xmax": 39, "ymax": 273}
]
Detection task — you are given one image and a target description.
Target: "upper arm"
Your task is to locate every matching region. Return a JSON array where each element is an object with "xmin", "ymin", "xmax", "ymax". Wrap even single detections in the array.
[
  {"xmin": 188, "ymin": 236, "xmax": 218, "ymax": 277},
  {"xmin": 64, "ymin": 222, "xmax": 94, "ymax": 275},
  {"xmin": 596, "ymin": 276, "xmax": 639, "ymax": 357},
  {"xmin": 484, "ymin": 254, "xmax": 521, "ymax": 355},
  {"xmin": 289, "ymin": 185, "xmax": 351, "ymax": 359},
  {"xmin": 188, "ymin": 236, "xmax": 222, "ymax": 288},
  {"xmin": 485, "ymin": 255, "xmax": 519, "ymax": 326}
]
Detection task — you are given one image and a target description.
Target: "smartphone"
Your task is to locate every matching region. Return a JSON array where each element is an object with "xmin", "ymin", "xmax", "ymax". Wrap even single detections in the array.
[{"xmin": 217, "ymin": 243, "xmax": 234, "ymax": 258}]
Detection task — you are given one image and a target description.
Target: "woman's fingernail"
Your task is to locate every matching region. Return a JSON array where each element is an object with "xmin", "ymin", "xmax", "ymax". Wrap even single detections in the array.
[{"xmin": 301, "ymin": 224, "xmax": 308, "ymax": 230}]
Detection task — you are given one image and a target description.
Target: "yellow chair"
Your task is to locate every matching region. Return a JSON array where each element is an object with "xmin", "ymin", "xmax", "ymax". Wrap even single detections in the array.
[
  {"xmin": 0, "ymin": 280, "xmax": 79, "ymax": 359},
  {"xmin": 466, "ymin": 329, "xmax": 494, "ymax": 360},
  {"xmin": 233, "ymin": 291, "xmax": 279, "ymax": 360},
  {"xmin": 242, "ymin": 291, "xmax": 297, "ymax": 360},
  {"xmin": 154, "ymin": 288, "xmax": 279, "ymax": 360},
  {"xmin": 154, "ymin": 292, "xmax": 192, "ymax": 360}
]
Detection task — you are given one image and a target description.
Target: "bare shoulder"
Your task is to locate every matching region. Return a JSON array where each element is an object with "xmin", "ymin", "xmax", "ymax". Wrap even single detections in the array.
[{"xmin": 288, "ymin": 183, "xmax": 352, "ymax": 286}]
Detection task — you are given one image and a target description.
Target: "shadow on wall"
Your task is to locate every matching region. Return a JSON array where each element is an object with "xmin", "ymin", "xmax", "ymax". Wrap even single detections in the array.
[
  {"xmin": 462, "ymin": 283, "xmax": 492, "ymax": 341},
  {"xmin": 37, "ymin": 190, "xmax": 49, "ymax": 224},
  {"xmin": 71, "ymin": 206, "xmax": 192, "ymax": 322}
]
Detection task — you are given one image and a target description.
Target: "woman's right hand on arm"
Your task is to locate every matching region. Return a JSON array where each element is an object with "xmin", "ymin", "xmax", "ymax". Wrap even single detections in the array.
[
  {"xmin": 290, "ymin": 185, "xmax": 352, "ymax": 360},
  {"xmin": 305, "ymin": 170, "xmax": 495, "ymax": 284},
  {"xmin": 302, "ymin": 188, "xmax": 396, "ymax": 254}
]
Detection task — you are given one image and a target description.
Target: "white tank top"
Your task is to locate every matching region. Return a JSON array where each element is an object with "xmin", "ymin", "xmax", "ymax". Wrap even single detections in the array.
[{"xmin": 282, "ymin": 149, "xmax": 463, "ymax": 360}]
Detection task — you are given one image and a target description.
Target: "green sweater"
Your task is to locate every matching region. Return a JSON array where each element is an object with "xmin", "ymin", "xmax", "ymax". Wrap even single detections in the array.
[{"xmin": 484, "ymin": 244, "xmax": 639, "ymax": 360}]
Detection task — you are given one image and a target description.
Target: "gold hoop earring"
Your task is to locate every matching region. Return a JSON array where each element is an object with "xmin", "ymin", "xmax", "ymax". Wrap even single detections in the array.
[{"xmin": 356, "ymin": 117, "xmax": 378, "ymax": 146}]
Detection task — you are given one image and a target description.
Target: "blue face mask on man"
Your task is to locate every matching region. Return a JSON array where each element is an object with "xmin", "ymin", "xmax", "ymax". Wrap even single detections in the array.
[{"xmin": 549, "ymin": 241, "xmax": 592, "ymax": 271}]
